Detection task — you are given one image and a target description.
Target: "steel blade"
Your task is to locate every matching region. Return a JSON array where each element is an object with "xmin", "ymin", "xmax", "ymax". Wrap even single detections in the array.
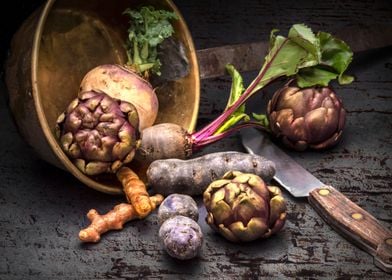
[
  {"xmin": 241, "ymin": 128, "xmax": 324, "ymax": 197},
  {"xmin": 197, "ymin": 24, "xmax": 392, "ymax": 79}
]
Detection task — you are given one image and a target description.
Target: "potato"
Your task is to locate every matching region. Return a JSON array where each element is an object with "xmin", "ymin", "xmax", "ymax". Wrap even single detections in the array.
[
  {"xmin": 157, "ymin": 194, "xmax": 199, "ymax": 225},
  {"xmin": 147, "ymin": 151, "xmax": 276, "ymax": 196},
  {"xmin": 158, "ymin": 216, "xmax": 203, "ymax": 260}
]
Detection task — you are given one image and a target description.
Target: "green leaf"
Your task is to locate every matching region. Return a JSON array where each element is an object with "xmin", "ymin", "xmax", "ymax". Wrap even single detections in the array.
[
  {"xmin": 293, "ymin": 31, "xmax": 354, "ymax": 87},
  {"xmin": 248, "ymin": 36, "xmax": 308, "ymax": 95},
  {"xmin": 288, "ymin": 24, "xmax": 321, "ymax": 65},
  {"xmin": 318, "ymin": 31, "xmax": 353, "ymax": 74},
  {"xmin": 214, "ymin": 64, "xmax": 249, "ymax": 134},
  {"xmin": 296, "ymin": 66, "xmax": 338, "ymax": 87},
  {"xmin": 225, "ymin": 64, "xmax": 245, "ymax": 110},
  {"xmin": 339, "ymin": 74, "xmax": 354, "ymax": 85},
  {"xmin": 269, "ymin": 29, "xmax": 279, "ymax": 51},
  {"xmin": 124, "ymin": 6, "xmax": 178, "ymax": 75}
]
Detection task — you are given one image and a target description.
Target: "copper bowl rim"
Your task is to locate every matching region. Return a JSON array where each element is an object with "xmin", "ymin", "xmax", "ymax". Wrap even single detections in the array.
[{"xmin": 30, "ymin": 0, "xmax": 200, "ymax": 194}]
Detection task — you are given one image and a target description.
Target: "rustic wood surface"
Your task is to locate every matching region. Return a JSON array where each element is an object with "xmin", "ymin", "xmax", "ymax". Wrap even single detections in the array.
[{"xmin": 1, "ymin": 0, "xmax": 391, "ymax": 279}]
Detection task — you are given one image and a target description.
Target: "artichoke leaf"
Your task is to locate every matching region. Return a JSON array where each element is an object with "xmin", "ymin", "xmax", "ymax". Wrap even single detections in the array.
[
  {"xmin": 269, "ymin": 195, "xmax": 287, "ymax": 226},
  {"xmin": 211, "ymin": 200, "xmax": 232, "ymax": 225},
  {"xmin": 218, "ymin": 223, "xmax": 240, "ymax": 242},
  {"xmin": 232, "ymin": 173, "xmax": 251, "ymax": 184},
  {"xmin": 229, "ymin": 218, "xmax": 268, "ymax": 242}
]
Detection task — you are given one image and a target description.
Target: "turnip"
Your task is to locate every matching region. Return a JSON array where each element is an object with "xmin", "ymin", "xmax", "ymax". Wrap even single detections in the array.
[
  {"xmin": 77, "ymin": 6, "xmax": 178, "ymax": 131},
  {"xmin": 79, "ymin": 64, "xmax": 158, "ymax": 131}
]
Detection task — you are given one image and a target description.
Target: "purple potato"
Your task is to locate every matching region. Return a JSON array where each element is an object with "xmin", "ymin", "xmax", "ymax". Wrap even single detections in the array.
[
  {"xmin": 158, "ymin": 194, "xmax": 199, "ymax": 225},
  {"xmin": 159, "ymin": 216, "xmax": 203, "ymax": 260}
]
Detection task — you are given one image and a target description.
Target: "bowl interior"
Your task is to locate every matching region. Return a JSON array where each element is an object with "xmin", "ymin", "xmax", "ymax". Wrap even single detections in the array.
[{"xmin": 34, "ymin": 0, "xmax": 200, "ymax": 194}]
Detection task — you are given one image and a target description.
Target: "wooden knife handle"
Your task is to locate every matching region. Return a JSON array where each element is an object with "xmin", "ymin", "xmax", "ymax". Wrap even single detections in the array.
[{"xmin": 308, "ymin": 186, "xmax": 392, "ymax": 273}]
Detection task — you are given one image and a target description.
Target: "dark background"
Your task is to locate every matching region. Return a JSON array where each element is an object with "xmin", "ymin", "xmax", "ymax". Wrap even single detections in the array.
[{"xmin": 1, "ymin": 0, "xmax": 392, "ymax": 279}]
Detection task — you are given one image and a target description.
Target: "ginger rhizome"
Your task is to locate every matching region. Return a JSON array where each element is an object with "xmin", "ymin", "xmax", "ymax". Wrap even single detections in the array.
[
  {"xmin": 79, "ymin": 167, "xmax": 164, "ymax": 243},
  {"xmin": 79, "ymin": 195, "xmax": 163, "ymax": 243},
  {"xmin": 117, "ymin": 167, "xmax": 161, "ymax": 218}
]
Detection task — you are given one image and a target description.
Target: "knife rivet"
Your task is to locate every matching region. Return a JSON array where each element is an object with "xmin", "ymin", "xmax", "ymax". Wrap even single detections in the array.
[
  {"xmin": 351, "ymin": 213, "xmax": 363, "ymax": 220},
  {"xmin": 319, "ymin": 189, "xmax": 330, "ymax": 196},
  {"xmin": 386, "ymin": 238, "xmax": 392, "ymax": 246}
]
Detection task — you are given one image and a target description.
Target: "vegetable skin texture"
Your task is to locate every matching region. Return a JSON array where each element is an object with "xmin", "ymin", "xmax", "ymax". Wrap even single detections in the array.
[
  {"xmin": 159, "ymin": 215, "xmax": 203, "ymax": 260},
  {"xmin": 147, "ymin": 151, "xmax": 276, "ymax": 196},
  {"xmin": 56, "ymin": 90, "xmax": 139, "ymax": 176},
  {"xmin": 79, "ymin": 64, "xmax": 158, "ymax": 131},
  {"xmin": 79, "ymin": 195, "xmax": 163, "ymax": 243},
  {"xmin": 117, "ymin": 166, "xmax": 164, "ymax": 218},
  {"xmin": 136, "ymin": 123, "xmax": 193, "ymax": 163},
  {"xmin": 267, "ymin": 84, "xmax": 346, "ymax": 151},
  {"xmin": 204, "ymin": 171, "xmax": 287, "ymax": 242},
  {"xmin": 158, "ymin": 194, "xmax": 199, "ymax": 225}
]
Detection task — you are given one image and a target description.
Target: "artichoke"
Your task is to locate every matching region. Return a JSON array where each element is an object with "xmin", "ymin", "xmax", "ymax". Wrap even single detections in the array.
[
  {"xmin": 267, "ymin": 84, "xmax": 346, "ymax": 151},
  {"xmin": 56, "ymin": 91, "xmax": 139, "ymax": 176},
  {"xmin": 203, "ymin": 171, "xmax": 286, "ymax": 242}
]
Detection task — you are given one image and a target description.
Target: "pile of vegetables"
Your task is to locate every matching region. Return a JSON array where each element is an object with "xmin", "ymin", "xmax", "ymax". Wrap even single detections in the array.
[
  {"xmin": 54, "ymin": 4, "xmax": 355, "ymax": 250},
  {"xmin": 58, "ymin": 21, "xmax": 354, "ymax": 176}
]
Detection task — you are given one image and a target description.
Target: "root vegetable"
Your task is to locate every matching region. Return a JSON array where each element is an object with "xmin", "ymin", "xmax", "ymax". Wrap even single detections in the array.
[
  {"xmin": 117, "ymin": 166, "xmax": 164, "ymax": 218},
  {"xmin": 158, "ymin": 194, "xmax": 199, "ymax": 225},
  {"xmin": 79, "ymin": 195, "xmax": 163, "ymax": 243},
  {"xmin": 159, "ymin": 215, "xmax": 203, "ymax": 260},
  {"xmin": 78, "ymin": 6, "xmax": 178, "ymax": 131},
  {"xmin": 79, "ymin": 65, "xmax": 158, "ymax": 131},
  {"xmin": 136, "ymin": 123, "xmax": 192, "ymax": 162},
  {"xmin": 147, "ymin": 151, "xmax": 276, "ymax": 196},
  {"xmin": 79, "ymin": 167, "xmax": 164, "ymax": 243}
]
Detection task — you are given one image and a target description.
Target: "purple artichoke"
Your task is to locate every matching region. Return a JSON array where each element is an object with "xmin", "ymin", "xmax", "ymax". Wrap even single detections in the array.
[
  {"xmin": 267, "ymin": 84, "xmax": 346, "ymax": 151},
  {"xmin": 56, "ymin": 91, "xmax": 139, "ymax": 175}
]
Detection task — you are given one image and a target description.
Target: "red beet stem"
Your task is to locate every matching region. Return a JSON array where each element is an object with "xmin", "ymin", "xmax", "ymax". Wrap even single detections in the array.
[{"xmin": 191, "ymin": 38, "xmax": 288, "ymax": 150}]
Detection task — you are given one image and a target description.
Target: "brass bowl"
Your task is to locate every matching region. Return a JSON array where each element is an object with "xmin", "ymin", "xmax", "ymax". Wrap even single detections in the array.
[{"xmin": 5, "ymin": 0, "xmax": 200, "ymax": 194}]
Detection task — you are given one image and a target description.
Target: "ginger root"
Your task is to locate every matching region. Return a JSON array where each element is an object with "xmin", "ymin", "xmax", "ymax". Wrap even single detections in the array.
[
  {"xmin": 117, "ymin": 166, "xmax": 159, "ymax": 218},
  {"xmin": 79, "ymin": 195, "xmax": 163, "ymax": 243},
  {"xmin": 79, "ymin": 167, "xmax": 164, "ymax": 243}
]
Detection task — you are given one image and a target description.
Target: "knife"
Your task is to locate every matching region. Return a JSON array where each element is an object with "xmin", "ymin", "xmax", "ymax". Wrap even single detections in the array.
[
  {"xmin": 196, "ymin": 24, "xmax": 392, "ymax": 79},
  {"xmin": 240, "ymin": 127, "xmax": 392, "ymax": 273}
]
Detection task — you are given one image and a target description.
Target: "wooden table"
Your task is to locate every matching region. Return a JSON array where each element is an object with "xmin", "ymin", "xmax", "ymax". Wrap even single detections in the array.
[{"xmin": 1, "ymin": 0, "xmax": 391, "ymax": 279}]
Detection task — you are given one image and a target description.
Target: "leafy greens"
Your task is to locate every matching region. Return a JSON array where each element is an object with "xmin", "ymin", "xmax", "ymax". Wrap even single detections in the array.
[{"xmin": 124, "ymin": 6, "xmax": 178, "ymax": 75}]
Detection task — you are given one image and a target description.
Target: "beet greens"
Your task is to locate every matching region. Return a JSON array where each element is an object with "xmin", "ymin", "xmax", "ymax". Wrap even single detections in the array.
[{"xmin": 190, "ymin": 23, "xmax": 353, "ymax": 150}]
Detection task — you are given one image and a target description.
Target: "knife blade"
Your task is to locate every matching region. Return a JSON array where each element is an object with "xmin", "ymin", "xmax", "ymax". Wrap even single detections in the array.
[
  {"xmin": 197, "ymin": 24, "xmax": 392, "ymax": 79},
  {"xmin": 241, "ymin": 127, "xmax": 392, "ymax": 273}
]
